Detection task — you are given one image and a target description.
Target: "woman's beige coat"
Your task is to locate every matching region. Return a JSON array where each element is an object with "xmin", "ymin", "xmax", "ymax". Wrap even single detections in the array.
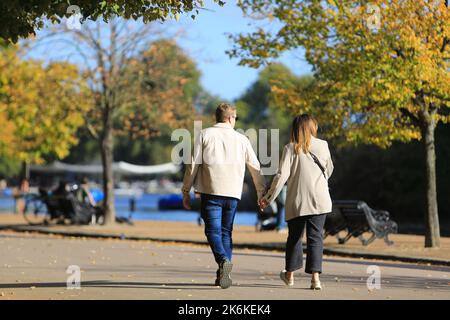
[{"xmin": 262, "ymin": 136, "xmax": 334, "ymax": 221}]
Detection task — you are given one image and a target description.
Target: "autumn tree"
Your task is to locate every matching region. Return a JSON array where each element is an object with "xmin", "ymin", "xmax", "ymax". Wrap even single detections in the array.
[
  {"xmin": 0, "ymin": 44, "xmax": 91, "ymax": 173},
  {"xmin": 229, "ymin": 0, "xmax": 450, "ymax": 247},
  {"xmin": 235, "ymin": 63, "xmax": 313, "ymax": 148},
  {"xmin": 66, "ymin": 40, "xmax": 209, "ymax": 167},
  {"xmin": 37, "ymin": 20, "xmax": 201, "ymax": 224},
  {"xmin": 0, "ymin": 0, "xmax": 225, "ymax": 224},
  {"xmin": 113, "ymin": 39, "xmax": 202, "ymax": 164}
]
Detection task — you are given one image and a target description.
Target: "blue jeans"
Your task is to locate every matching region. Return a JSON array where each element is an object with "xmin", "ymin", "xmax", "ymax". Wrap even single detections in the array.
[
  {"xmin": 276, "ymin": 205, "xmax": 287, "ymax": 230},
  {"xmin": 200, "ymin": 193, "xmax": 238, "ymax": 265}
]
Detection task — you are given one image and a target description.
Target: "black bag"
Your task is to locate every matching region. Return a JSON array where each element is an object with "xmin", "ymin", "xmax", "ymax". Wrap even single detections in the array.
[{"xmin": 309, "ymin": 152, "xmax": 327, "ymax": 179}]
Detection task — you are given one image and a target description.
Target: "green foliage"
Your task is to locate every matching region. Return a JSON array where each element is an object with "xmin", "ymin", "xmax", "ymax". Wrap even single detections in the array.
[
  {"xmin": 235, "ymin": 63, "xmax": 313, "ymax": 149},
  {"xmin": 0, "ymin": 0, "xmax": 225, "ymax": 42},
  {"xmin": 0, "ymin": 156, "xmax": 21, "ymax": 179}
]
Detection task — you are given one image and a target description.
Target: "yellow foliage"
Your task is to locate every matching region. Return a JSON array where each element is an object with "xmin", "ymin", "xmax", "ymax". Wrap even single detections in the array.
[
  {"xmin": 0, "ymin": 45, "xmax": 92, "ymax": 163},
  {"xmin": 233, "ymin": 0, "xmax": 450, "ymax": 146}
]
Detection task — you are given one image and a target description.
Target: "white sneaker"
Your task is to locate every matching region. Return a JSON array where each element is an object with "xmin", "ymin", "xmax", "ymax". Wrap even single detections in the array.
[
  {"xmin": 310, "ymin": 279, "xmax": 322, "ymax": 290},
  {"xmin": 279, "ymin": 270, "xmax": 294, "ymax": 286},
  {"xmin": 219, "ymin": 260, "xmax": 233, "ymax": 289}
]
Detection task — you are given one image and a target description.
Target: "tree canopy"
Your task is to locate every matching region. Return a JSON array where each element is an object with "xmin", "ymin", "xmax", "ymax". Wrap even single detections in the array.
[
  {"xmin": 0, "ymin": 0, "xmax": 225, "ymax": 42},
  {"xmin": 230, "ymin": 0, "xmax": 450, "ymax": 147},
  {"xmin": 0, "ymin": 45, "xmax": 91, "ymax": 164}
]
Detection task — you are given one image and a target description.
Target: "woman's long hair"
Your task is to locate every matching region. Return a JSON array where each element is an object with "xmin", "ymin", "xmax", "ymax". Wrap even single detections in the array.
[{"xmin": 290, "ymin": 114, "xmax": 318, "ymax": 154}]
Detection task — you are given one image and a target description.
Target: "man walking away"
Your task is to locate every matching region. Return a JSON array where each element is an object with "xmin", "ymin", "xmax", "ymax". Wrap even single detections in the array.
[{"xmin": 182, "ymin": 103, "xmax": 266, "ymax": 289}]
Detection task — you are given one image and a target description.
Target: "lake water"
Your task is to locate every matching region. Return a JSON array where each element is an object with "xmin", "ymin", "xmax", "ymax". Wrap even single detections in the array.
[{"xmin": 0, "ymin": 193, "xmax": 259, "ymax": 226}]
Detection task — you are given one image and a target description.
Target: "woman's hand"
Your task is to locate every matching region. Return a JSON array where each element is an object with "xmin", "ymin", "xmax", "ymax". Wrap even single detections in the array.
[{"xmin": 182, "ymin": 193, "xmax": 191, "ymax": 210}]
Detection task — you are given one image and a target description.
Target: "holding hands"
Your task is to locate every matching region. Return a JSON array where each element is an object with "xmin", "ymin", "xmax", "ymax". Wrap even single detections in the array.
[
  {"xmin": 258, "ymin": 198, "xmax": 269, "ymax": 211},
  {"xmin": 258, "ymin": 188, "xmax": 270, "ymax": 212},
  {"xmin": 182, "ymin": 192, "xmax": 191, "ymax": 210}
]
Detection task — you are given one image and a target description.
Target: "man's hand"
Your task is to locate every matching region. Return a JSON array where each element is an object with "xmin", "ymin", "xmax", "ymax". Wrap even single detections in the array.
[{"xmin": 182, "ymin": 193, "xmax": 191, "ymax": 210}]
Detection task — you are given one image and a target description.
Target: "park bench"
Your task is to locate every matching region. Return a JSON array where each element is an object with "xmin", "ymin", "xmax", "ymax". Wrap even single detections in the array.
[{"xmin": 324, "ymin": 200, "xmax": 398, "ymax": 246}]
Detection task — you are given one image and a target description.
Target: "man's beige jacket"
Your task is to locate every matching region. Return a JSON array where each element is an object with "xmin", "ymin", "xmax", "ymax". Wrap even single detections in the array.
[{"xmin": 182, "ymin": 122, "xmax": 266, "ymax": 200}]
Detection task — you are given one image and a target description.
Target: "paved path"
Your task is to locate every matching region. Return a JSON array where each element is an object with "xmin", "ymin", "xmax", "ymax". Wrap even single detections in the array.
[
  {"xmin": 0, "ymin": 231, "xmax": 449, "ymax": 300},
  {"xmin": 2, "ymin": 214, "xmax": 450, "ymax": 264}
]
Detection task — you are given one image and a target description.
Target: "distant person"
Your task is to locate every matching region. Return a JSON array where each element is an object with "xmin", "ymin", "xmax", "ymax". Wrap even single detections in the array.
[
  {"xmin": 14, "ymin": 177, "xmax": 30, "ymax": 214},
  {"xmin": 77, "ymin": 177, "xmax": 96, "ymax": 206},
  {"xmin": 182, "ymin": 103, "xmax": 266, "ymax": 289},
  {"xmin": 76, "ymin": 177, "xmax": 104, "ymax": 224},
  {"xmin": 259, "ymin": 114, "xmax": 334, "ymax": 290},
  {"xmin": 0, "ymin": 179, "xmax": 7, "ymax": 191},
  {"xmin": 53, "ymin": 180, "xmax": 69, "ymax": 197},
  {"xmin": 51, "ymin": 180, "xmax": 72, "ymax": 222}
]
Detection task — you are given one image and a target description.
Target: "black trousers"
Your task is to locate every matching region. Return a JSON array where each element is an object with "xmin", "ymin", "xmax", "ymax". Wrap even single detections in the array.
[{"xmin": 285, "ymin": 213, "xmax": 327, "ymax": 274}]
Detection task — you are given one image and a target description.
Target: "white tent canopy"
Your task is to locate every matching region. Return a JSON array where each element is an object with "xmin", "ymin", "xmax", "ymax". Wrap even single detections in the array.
[{"xmin": 30, "ymin": 161, "xmax": 181, "ymax": 175}]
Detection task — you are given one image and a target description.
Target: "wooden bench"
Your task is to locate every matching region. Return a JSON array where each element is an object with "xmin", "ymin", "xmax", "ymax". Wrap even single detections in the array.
[{"xmin": 324, "ymin": 200, "xmax": 398, "ymax": 246}]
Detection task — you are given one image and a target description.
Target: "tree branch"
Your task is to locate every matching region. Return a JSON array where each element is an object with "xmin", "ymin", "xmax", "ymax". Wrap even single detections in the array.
[{"xmin": 400, "ymin": 107, "xmax": 421, "ymax": 127}]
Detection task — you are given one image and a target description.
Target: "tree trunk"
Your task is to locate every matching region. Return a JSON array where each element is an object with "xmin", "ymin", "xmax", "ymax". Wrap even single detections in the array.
[
  {"xmin": 21, "ymin": 161, "xmax": 30, "ymax": 180},
  {"xmin": 420, "ymin": 111, "xmax": 440, "ymax": 248},
  {"xmin": 100, "ymin": 107, "xmax": 115, "ymax": 225}
]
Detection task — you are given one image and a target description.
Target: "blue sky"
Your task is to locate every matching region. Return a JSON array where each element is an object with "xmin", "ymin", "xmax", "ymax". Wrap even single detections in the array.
[
  {"xmin": 28, "ymin": 0, "xmax": 312, "ymax": 101},
  {"xmin": 174, "ymin": 0, "xmax": 313, "ymax": 100}
]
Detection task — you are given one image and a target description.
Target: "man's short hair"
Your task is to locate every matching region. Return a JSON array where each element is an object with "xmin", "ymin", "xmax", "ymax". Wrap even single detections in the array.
[{"xmin": 215, "ymin": 103, "xmax": 236, "ymax": 123}]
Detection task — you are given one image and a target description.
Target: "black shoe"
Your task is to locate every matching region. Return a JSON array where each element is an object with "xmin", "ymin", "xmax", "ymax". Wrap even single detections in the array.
[
  {"xmin": 214, "ymin": 268, "xmax": 220, "ymax": 286},
  {"xmin": 219, "ymin": 259, "xmax": 233, "ymax": 289}
]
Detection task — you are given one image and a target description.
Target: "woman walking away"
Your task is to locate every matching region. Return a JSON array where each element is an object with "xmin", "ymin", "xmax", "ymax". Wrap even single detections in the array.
[{"xmin": 259, "ymin": 114, "xmax": 334, "ymax": 290}]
